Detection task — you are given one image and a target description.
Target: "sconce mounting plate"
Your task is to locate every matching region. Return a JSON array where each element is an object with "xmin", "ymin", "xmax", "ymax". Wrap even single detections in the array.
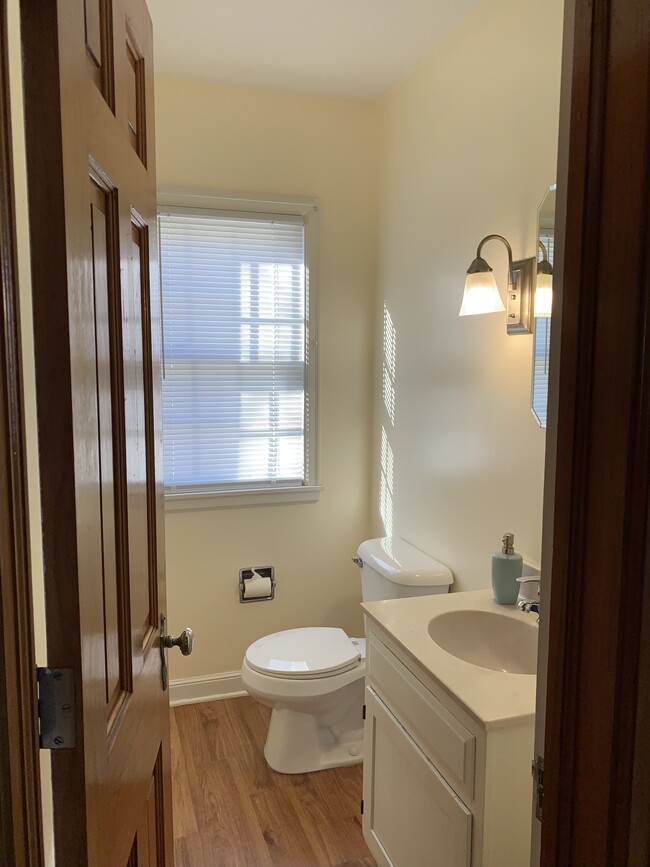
[{"xmin": 507, "ymin": 257, "xmax": 535, "ymax": 334}]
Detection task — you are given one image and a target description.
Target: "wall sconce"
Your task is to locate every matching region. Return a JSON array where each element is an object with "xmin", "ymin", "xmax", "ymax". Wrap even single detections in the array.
[
  {"xmin": 459, "ymin": 234, "xmax": 534, "ymax": 334},
  {"xmin": 535, "ymin": 241, "xmax": 553, "ymax": 318}
]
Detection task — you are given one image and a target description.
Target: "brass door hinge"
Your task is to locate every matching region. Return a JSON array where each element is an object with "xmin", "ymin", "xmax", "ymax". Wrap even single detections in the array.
[{"xmin": 37, "ymin": 668, "xmax": 75, "ymax": 749}]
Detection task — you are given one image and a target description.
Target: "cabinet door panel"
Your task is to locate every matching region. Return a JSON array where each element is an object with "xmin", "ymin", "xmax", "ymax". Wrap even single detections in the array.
[{"xmin": 363, "ymin": 687, "xmax": 472, "ymax": 867}]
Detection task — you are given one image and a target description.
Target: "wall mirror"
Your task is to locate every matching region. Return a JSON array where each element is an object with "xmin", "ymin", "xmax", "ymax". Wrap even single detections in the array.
[{"xmin": 531, "ymin": 184, "xmax": 556, "ymax": 428}]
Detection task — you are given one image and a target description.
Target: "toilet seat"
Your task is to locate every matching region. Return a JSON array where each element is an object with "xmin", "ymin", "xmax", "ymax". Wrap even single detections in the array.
[{"xmin": 245, "ymin": 627, "xmax": 361, "ymax": 679}]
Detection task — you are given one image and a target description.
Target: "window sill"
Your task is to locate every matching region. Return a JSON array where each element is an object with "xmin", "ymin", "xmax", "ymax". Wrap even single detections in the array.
[{"xmin": 164, "ymin": 485, "xmax": 323, "ymax": 512}]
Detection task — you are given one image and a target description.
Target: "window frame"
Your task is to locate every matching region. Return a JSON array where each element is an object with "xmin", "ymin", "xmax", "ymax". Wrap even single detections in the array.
[{"xmin": 158, "ymin": 189, "xmax": 321, "ymax": 511}]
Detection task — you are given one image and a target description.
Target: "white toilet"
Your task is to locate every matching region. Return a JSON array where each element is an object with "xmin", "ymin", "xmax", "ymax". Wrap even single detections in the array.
[{"xmin": 241, "ymin": 536, "xmax": 453, "ymax": 774}]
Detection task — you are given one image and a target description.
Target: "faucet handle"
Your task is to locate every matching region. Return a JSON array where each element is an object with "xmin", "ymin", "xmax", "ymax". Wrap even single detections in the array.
[
  {"xmin": 517, "ymin": 576, "xmax": 540, "ymax": 596},
  {"xmin": 516, "ymin": 576, "xmax": 541, "ymax": 621},
  {"xmin": 516, "ymin": 574, "xmax": 540, "ymax": 614}
]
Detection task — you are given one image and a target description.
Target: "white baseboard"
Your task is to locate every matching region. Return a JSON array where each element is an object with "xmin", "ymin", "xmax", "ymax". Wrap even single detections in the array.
[{"xmin": 169, "ymin": 671, "xmax": 247, "ymax": 707}]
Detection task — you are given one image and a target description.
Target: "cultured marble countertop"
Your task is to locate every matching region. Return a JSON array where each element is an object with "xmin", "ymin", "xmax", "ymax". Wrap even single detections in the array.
[{"xmin": 362, "ymin": 589, "xmax": 538, "ymax": 730}]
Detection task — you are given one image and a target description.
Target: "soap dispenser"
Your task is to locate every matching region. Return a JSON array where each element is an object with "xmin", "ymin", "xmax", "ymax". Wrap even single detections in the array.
[{"xmin": 491, "ymin": 533, "xmax": 523, "ymax": 605}]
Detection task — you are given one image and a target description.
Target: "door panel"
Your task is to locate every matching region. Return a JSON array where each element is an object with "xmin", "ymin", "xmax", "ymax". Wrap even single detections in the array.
[
  {"xmin": 124, "ymin": 212, "xmax": 158, "ymax": 667},
  {"xmin": 21, "ymin": 0, "xmax": 172, "ymax": 862},
  {"xmin": 130, "ymin": 213, "xmax": 160, "ymax": 627},
  {"xmin": 124, "ymin": 25, "xmax": 146, "ymax": 163},
  {"xmin": 131, "ymin": 750, "xmax": 165, "ymax": 867},
  {"xmin": 84, "ymin": 0, "xmax": 114, "ymax": 107},
  {"xmin": 89, "ymin": 177, "xmax": 131, "ymax": 726}
]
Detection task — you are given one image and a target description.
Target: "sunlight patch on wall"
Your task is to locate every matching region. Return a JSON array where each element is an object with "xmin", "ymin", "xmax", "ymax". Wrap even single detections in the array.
[
  {"xmin": 379, "ymin": 302, "xmax": 397, "ymax": 536},
  {"xmin": 382, "ymin": 303, "xmax": 396, "ymax": 424},
  {"xmin": 380, "ymin": 426, "xmax": 394, "ymax": 537}
]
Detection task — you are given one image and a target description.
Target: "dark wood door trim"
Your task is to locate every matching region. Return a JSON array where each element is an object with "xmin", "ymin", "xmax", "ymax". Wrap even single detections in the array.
[
  {"xmin": 541, "ymin": 0, "xmax": 650, "ymax": 863},
  {"xmin": 0, "ymin": 1, "xmax": 44, "ymax": 865}
]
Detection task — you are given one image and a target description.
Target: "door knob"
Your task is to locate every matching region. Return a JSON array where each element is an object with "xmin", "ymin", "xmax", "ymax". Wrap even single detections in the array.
[
  {"xmin": 160, "ymin": 615, "xmax": 194, "ymax": 691},
  {"xmin": 163, "ymin": 627, "xmax": 194, "ymax": 656}
]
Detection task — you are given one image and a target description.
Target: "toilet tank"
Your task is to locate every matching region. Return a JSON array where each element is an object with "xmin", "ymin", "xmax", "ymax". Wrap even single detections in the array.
[{"xmin": 357, "ymin": 536, "xmax": 453, "ymax": 602}]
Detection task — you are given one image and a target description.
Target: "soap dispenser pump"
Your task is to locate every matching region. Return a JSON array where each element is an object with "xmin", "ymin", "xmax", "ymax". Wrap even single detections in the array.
[{"xmin": 491, "ymin": 532, "xmax": 523, "ymax": 605}]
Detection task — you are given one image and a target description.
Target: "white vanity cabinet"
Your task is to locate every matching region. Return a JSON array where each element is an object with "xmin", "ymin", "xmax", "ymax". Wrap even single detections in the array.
[{"xmin": 362, "ymin": 621, "xmax": 535, "ymax": 867}]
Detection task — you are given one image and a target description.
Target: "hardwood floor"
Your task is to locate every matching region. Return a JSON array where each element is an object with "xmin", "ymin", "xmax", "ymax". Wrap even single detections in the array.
[{"xmin": 171, "ymin": 696, "xmax": 377, "ymax": 866}]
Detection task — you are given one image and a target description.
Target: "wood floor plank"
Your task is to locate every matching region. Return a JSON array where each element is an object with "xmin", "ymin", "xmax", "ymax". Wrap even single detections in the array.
[
  {"xmin": 211, "ymin": 696, "xmax": 275, "ymax": 791},
  {"xmin": 200, "ymin": 758, "xmax": 274, "ymax": 867},
  {"xmin": 281, "ymin": 768, "xmax": 374, "ymax": 866},
  {"xmin": 173, "ymin": 706, "xmax": 214, "ymax": 830},
  {"xmin": 171, "ymin": 696, "xmax": 376, "ymax": 866},
  {"xmin": 249, "ymin": 769, "xmax": 331, "ymax": 865},
  {"xmin": 170, "ymin": 707, "xmax": 199, "ymax": 838}
]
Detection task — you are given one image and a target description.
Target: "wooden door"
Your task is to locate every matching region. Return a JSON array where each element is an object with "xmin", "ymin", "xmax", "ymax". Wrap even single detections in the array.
[
  {"xmin": 20, "ymin": 0, "xmax": 174, "ymax": 864},
  {"xmin": 537, "ymin": 0, "xmax": 650, "ymax": 863}
]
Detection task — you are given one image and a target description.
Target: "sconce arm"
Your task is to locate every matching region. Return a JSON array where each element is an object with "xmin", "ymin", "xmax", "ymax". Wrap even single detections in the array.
[
  {"xmin": 537, "ymin": 240, "xmax": 553, "ymax": 276},
  {"xmin": 476, "ymin": 234, "xmax": 515, "ymax": 283}
]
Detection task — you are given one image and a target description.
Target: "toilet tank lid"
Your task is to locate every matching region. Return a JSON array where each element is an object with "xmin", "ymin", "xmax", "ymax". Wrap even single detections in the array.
[{"xmin": 357, "ymin": 536, "xmax": 453, "ymax": 587}]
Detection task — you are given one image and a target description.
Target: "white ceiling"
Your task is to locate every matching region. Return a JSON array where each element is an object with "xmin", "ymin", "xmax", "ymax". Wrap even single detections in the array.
[{"xmin": 149, "ymin": 0, "xmax": 486, "ymax": 102}]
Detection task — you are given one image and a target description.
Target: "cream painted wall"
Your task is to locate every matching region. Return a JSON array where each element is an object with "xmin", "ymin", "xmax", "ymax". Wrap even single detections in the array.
[
  {"xmin": 155, "ymin": 80, "xmax": 378, "ymax": 678},
  {"xmin": 372, "ymin": 0, "xmax": 563, "ymax": 589}
]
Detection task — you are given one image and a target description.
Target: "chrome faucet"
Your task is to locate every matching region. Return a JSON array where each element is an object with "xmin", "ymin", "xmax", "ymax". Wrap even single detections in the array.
[{"xmin": 516, "ymin": 576, "xmax": 540, "ymax": 616}]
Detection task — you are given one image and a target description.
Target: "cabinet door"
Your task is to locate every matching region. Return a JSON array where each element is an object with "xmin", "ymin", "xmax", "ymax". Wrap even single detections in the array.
[{"xmin": 363, "ymin": 688, "xmax": 472, "ymax": 867}]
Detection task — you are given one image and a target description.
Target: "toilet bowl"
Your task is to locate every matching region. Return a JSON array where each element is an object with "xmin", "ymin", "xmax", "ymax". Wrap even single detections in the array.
[
  {"xmin": 242, "ymin": 627, "xmax": 366, "ymax": 774},
  {"xmin": 241, "ymin": 536, "xmax": 453, "ymax": 774}
]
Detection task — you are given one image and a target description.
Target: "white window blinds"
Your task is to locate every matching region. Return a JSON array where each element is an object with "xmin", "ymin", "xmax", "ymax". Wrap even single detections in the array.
[
  {"xmin": 532, "ymin": 316, "xmax": 551, "ymax": 427},
  {"xmin": 159, "ymin": 207, "xmax": 312, "ymax": 494}
]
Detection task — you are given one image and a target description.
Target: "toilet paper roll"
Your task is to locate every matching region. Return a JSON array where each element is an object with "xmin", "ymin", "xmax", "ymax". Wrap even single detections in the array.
[{"xmin": 242, "ymin": 573, "xmax": 273, "ymax": 600}]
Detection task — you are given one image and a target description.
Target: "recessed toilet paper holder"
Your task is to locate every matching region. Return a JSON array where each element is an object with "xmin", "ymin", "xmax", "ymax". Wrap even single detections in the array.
[{"xmin": 239, "ymin": 565, "xmax": 276, "ymax": 603}]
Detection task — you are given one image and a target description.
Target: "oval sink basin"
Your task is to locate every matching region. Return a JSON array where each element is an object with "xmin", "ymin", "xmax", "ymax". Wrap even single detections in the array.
[{"xmin": 428, "ymin": 609, "xmax": 537, "ymax": 675}]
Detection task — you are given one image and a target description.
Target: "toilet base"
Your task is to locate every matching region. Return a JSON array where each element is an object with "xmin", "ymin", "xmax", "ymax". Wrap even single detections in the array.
[{"xmin": 264, "ymin": 706, "xmax": 364, "ymax": 774}]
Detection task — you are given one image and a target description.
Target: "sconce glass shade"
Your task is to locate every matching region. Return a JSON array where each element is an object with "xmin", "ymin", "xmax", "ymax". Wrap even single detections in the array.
[
  {"xmin": 534, "ymin": 273, "xmax": 553, "ymax": 317},
  {"xmin": 459, "ymin": 269, "xmax": 505, "ymax": 316},
  {"xmin": 535, "ymin": 258, "xmax": 553, "ymax": 318}
]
